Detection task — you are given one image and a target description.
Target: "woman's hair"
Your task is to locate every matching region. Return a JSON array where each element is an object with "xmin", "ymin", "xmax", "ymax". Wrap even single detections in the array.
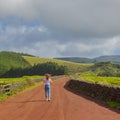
[{"xmin": 45, "ymin": 73, "xmax": 51, "ymax": 79}]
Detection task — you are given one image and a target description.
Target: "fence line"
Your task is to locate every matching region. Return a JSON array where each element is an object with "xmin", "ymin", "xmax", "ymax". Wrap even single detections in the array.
[
  {"xmin": 0, "ymin": 84, "xmax": 11, "ymax": 95},
  {"xmin": 0, "ymin": 75, "xmax": 65, "ymax": 95}
]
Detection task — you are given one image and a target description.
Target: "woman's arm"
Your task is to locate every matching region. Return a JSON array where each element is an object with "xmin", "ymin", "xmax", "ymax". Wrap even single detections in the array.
[{"xmin": 50, "ymin": 79, "xmax": 53, "ymax": 84}]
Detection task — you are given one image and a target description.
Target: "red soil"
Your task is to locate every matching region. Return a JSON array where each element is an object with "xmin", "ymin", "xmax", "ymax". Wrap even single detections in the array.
[{"xmin": 0, "ymin": 77, "xmax": 120, "ymax": 120}]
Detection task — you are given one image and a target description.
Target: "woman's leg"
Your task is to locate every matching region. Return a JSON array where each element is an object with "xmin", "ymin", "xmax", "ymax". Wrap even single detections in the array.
[
  {"xmin": 45, "ymin": 85, "xmax": 48, "ymax": 100},
  {"xmin": 45, "ymin": 85, "xmax": 51, "ymax": 101},
  {"xmin": 48, "ymin": 86, "xmax": 51, "ymax": 100}
]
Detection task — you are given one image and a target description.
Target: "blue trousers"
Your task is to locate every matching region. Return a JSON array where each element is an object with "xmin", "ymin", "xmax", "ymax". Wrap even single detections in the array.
[{"xmin": 45, "ymin": 84, "xmax": 51, "ymax": 99}]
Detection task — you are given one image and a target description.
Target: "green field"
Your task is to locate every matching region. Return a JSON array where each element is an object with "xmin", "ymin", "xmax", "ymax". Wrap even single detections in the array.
[
  {"xmin": 78, "ymin": 72, "xmax": 120, "ymax": 87},
  {"xmin": 0, "ymin": 51, "xmax": 31, "ymax": 75},
  {"xmin": 0, "ymin": 51, "xmax": 92, "ymax": 77},
  {"xmin": 23, "ymin": 56, "xmax": 92, "ymax": 74},
  {"xmin": 0, "ymin": 75, "xmax": 44, "ymax": 84}
]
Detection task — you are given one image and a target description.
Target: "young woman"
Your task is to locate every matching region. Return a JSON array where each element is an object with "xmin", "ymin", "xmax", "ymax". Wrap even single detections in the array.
[{"xmin": 43, "ymin": 73, "xmax": 52, "ymax": 101}]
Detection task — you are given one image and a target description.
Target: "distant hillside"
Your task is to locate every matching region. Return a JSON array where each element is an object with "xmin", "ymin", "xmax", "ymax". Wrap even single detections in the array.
[
  {"xmin": 90, "ymin": 62, "xmax": 120, "ymax": 77},
  {"xmin": 0, "ymin": 51, "xmax": 31, "ymax": 75},
  {"xmin": 0, "ymin": 51, "xmax": 91, "ymax": 77},
  {"xmin": 2, "ymin": 51, "xmax": 120, "ymax": 77},
  {"xmin": 55, "ymin": 55, "xmax": 120, "ymax": 64},
  {"xmin": 55, "ymin": 57, "xmax": 93, "ymax": 63},
  {"xmin": 94, "ymin": 55, "xmax": 120, "ymax": 64}
]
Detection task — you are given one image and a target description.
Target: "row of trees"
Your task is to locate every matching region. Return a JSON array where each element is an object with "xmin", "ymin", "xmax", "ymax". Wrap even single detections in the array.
[{"xmin": 1, "ymin": 62, "xmax": 68, "ymax": 78}]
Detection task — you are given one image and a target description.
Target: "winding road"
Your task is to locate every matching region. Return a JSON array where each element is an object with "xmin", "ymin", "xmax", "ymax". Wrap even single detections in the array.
[{"xmin": 0, "ymin": 77, "xmax": 120, "ymax": 120}]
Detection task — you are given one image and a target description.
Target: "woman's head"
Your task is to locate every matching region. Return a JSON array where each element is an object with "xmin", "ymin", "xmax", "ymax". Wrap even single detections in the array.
[{"xmin": 45, "ymin": 73, "xmax": 51, "ymax": 79}]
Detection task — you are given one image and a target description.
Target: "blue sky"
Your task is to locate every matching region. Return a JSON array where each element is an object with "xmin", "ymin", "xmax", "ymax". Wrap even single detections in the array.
[{"xmin": 0, "ymin": 0, "xmax": 120, "ymax": 58}]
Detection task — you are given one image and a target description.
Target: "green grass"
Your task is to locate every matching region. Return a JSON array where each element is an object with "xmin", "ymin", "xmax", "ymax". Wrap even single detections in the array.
[
  {"xmin": 106, "ymin": 101, "xmax": 120, "ymax": 109},
  {"xmin": 0, "ymin": 94, "xmax": 8, "ymax": 100},
  {"xmin": 0, "ymin": 81, "xmax": 43, "ymax": 101},
  {"xmin": 78, "ymin": 72, "xmax": 120, "ymax": 86},
  {"xmin": 0, "ymin": 51, "xmax": 31, "ymax": 75},
  {"xmin": 77, "ymin": 72, "xmax": 120, "ymax": 110},
  {"xmin": 0, "ymin": 75, "xmax": 44, "ymax": 84},
  {"xmin": 0, "ymin": 75, "xmax": 44, "ymax": 100},
  {"xmin": 23, "ymin": 56, "xmax": 92, "ymax": 74}
]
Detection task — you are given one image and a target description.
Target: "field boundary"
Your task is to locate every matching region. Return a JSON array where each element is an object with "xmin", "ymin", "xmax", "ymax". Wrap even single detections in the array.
[
  {"xmin": 66, "ymin": 79, "xmax": 120, "ymax": 110},
  {"xmin": 0, "ymin": 75, "xmax": 65, "ymax": 95},
  {"xmin": 0, "ymin": 78, "xmax": 42, "ymax": 95}
]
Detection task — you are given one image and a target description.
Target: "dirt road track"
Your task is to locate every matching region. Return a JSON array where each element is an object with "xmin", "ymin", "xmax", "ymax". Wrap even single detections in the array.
[{"xmin": 0, "ymin": 77, "xmax": 120, "ymax": 120}]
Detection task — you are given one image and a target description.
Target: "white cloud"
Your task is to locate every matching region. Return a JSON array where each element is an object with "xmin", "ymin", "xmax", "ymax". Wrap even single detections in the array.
[
  {"xmin": 58, "ymin": 37, "xmax": 120, "ymax": 57},
  {"xmin": 0, "ymin": 0, "xmax": 120, "ymax": 38},
  {"xmin": 0, "ymin": 0, "xmax": 120, "ymax": 57}
]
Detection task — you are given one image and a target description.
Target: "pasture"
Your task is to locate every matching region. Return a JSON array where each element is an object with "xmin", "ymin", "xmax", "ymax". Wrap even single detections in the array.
[{"xmin": 78, "ymin": 72, "xmax": 120, "ymax": 87}]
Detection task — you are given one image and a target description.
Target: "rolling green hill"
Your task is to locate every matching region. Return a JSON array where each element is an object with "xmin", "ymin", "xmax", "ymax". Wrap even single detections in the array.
[
  {"xmin": 90, "ymin": 62, "xmax": 120, "ymax": 77},
  {"xmin": 23, "ymin": 56, "xmax": 92, "ymax": 74},
  {"xmin": 0, "ymin": 51, "xmax": 92, "ymax": 76},
  {"xmin": 0, "ymin": 51, "xmax": 31, "ymax": 75}
]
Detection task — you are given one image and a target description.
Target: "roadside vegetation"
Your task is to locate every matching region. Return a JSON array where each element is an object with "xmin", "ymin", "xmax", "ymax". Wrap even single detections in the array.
[
  {"xmin": 106, "ymin": 101, "xmax": 120, "ymax": 110},
  {"xmin": 78, "ymin": 72, "xmax": 120, "ymax": 87},
  {"xmin": 0, "ymin": 75, "xmax": 44, "ymax": 84},
  {"xmin": 73, "ymin": 62, "xmax": 120, "ymax": 110},
  {"xmin": 0, "ymin": 75, "xmax": 44, "ymax": 100},
  {"xmin": 0, "ymin": 82, "xmax": 43, "ymax": 100},
  {"xmin": 76, "ymin": 62, "xmax": 120, "ymax": 86}
]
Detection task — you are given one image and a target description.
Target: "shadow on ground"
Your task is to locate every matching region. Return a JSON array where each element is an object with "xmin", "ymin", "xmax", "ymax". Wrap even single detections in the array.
[{"xmin": 64, "ymin": 81, "xmax": 120, "ymax": 114}]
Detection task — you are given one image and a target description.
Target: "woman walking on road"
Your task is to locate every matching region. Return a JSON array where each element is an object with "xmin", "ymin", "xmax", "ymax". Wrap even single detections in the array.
[{"xmin": 43, "ymin": 73, "xmax": 52, "ymax": 101}]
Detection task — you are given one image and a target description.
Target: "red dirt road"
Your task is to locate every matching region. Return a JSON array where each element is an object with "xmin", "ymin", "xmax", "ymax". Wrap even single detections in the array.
[{"xmin": 0, "ymin": 77, "xmax": 120, "ymax": 120}]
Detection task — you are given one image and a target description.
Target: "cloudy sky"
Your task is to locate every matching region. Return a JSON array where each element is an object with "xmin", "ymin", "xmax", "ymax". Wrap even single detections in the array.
[{"xmin": 0, "ymin": 0, "xmax": 120, "ymax": 58}]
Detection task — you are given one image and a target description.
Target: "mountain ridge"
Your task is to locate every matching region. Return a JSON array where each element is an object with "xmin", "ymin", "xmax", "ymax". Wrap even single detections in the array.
[{"xmin": 55, "ymin": 55, "xmax": 120, "ymax": 64}]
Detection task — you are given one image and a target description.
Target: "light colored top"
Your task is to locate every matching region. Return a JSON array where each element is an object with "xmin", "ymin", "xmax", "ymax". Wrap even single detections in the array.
[{"xmin": 43, "ymin": 78, "xmax": 51, "ymax": 86}]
